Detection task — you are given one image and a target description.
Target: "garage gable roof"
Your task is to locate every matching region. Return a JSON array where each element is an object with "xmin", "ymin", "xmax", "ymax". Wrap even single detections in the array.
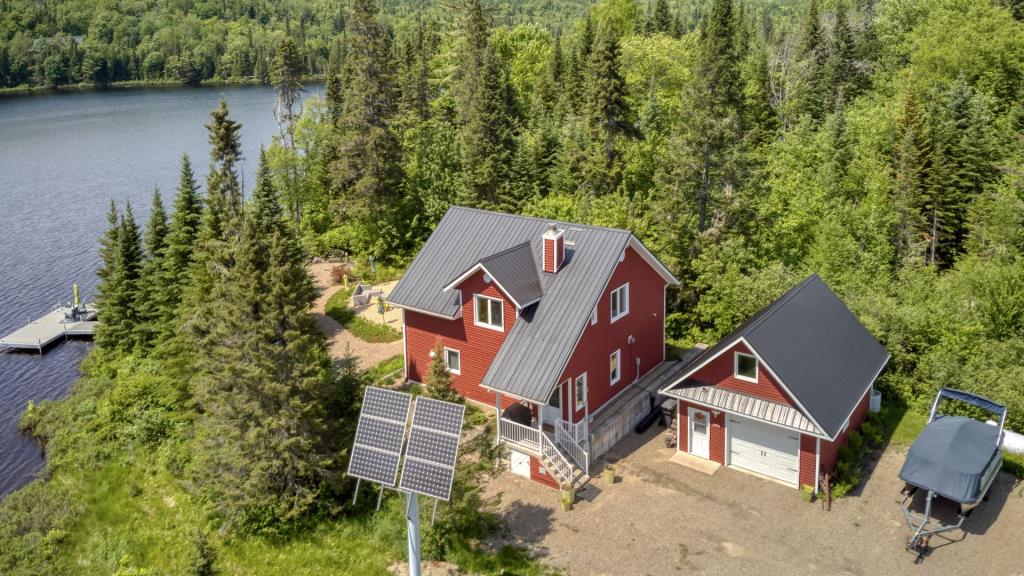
[{"xmin": 661, "ymin": 274, "xmax": 889, "ymax": 439}]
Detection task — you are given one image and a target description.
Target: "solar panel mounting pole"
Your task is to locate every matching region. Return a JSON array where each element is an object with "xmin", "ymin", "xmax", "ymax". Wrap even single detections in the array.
[{"xmin": 406, "ymin": 491, "xmax": 422, "ymax": 576}]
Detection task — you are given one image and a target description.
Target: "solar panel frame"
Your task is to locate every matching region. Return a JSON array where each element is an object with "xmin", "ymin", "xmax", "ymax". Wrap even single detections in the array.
[
  {"xmin": 347, "ymin": 387, "xmax": 412, "ymax": 487},
  {"xmin": 399, "ymin": 397, "xmax": 466, "ymax": 501}
]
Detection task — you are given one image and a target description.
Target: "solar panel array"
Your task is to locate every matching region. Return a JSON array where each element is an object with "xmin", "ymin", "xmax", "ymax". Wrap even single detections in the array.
[
  {"xmin": 399, "ymin": 397, "xmax": 465, "ymax": 501},
  {"xmin": 347, "ymin": 387, "xmax": 412, "ymax": 487}
]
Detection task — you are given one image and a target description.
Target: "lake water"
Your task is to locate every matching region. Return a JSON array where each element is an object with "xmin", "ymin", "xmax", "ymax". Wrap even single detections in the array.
[{"xmin": 0, "ymin": 84, "xmax": 319, "ymax": 497}]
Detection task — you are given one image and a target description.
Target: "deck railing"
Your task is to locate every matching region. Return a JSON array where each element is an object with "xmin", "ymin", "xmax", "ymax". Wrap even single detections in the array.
[
  {"xmin": 540, "ymin": 432, "xmax": 574, "ymax": 486},
  {"xmin": 499, "ymin": 417, "xmax": 541, "ymax": 452},
  {"xmin": 555, "ymin": 420, "xmax": 590, "ymax": 476}
]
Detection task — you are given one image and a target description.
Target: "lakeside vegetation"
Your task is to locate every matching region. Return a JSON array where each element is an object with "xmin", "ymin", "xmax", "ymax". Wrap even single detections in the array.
[{"xmin": 1, "ymin": 0, "xmax": 1024, "ymax": 573}]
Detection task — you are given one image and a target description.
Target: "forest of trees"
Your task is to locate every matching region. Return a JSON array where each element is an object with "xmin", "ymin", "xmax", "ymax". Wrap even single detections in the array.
[
  {"xmin": 1, "ymin": 0, "xmax": 1024, "ymax": 573},
  {"xmin": 263, "ymin": 0, "xmax": 1024, "ymax": 426}
]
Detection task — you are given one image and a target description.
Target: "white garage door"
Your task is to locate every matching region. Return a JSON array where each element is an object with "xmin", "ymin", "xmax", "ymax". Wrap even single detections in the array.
[{"xmin": 728, "ymin": 416, "xmax": 800, "ymax": 486}]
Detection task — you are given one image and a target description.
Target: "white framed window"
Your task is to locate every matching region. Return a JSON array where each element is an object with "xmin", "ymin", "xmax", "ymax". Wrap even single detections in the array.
[
  {"xmin": 610, "ymin": 349, "xmax": 621, "ymax": 385},
  {"xmin": 734, "ymin": 352, "xmax": 758, "ymax": 383},
  {"xmin": 574, "ymin": 373, "xmax": 587, "ymax": 411},
  {"xmin": 610, "ymin": 283, "xmax": 629, "ymax": 323},
  {"xmin": 444, "ymin": 347, "xmax": 461, "ymax": 375},
  {"xmin": 474, "ymin": 294, "xmax": 504, "ymax": 331},
  {"xmin": 590, "ymin": 306, "xmax": 598, "ymax": 326}
]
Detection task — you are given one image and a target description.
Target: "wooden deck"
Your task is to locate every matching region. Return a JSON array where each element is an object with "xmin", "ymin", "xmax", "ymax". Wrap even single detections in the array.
[{"xmin": 0, "ymin": 306, "xmax": 98, "ymax": 353}]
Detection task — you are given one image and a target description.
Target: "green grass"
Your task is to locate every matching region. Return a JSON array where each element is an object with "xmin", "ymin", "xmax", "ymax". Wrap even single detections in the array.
[
  {"xmin": 887, "ymin": 407, "xmax": 927, "ymax": 448},
  {"xmin": 324, "ymin": 286, "xmax": 401, "ymax": 344},
  {"xmin": 366, "ymin": 355, "xmax": 404, "ymax": 386}
]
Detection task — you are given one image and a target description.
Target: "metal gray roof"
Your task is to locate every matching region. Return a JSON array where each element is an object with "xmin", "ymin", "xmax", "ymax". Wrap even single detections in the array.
[
  {"xmin": 662, "ymin": 274, "xmax": 889, "ymax": 439},
  {"xmin": 663, "ymin": 379, "xmax": 822, "ymax": 435},
  {"xmin": 474, "ymin": 242, "xmax": 543, "ymax": 307},
  {"xmin": 390, "ymin": 206, "xmax": 668, "ymax": 403}
]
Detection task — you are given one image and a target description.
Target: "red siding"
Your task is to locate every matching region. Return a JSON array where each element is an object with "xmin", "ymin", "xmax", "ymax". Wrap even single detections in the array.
[
  {"xmin": 543, "ymin": 235, "xmax": 564, "ymax": 273},
  {"xmin": 529, "ymin": 455, "xmax": 559, "ymax": 489},
  {"xmin": 405, "ymin": 269, "xmax": 518, "ymax": 407},
  {"xmin": 799, "ymin": 435, "xmax": 817, "ymax": 489},
  {"xmin": 676, "ymin": 400, "xmax": 727, "ymax": 465},
  {"xmin": 819, "ymin": 386, "xmax": 872, "ymax": 474},
  {"xmin": 561, "ymin": 246, "xmax": 668, "ymax": 423},
  {"xmin": 687, "ymin": 341, "xmax": 795, "ymax": 407}
]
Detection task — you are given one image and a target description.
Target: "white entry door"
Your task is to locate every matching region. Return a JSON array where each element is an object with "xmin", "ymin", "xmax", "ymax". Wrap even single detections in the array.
[
  {"xmin": 728, "ymin": 415, "xmax": 800, "ymax": 486},
  {"xmin": 543, "ymin": 381, "xmax": 566, "ymax": 427},
  {"xmin": 688, "ymin": 407, "xmax": 711, "ymax": 459}
]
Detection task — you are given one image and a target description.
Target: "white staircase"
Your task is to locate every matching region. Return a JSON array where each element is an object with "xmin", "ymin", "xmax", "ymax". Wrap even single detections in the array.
[{"xmin": 540, "ymin": 430, "xmax": 590, "ymax": 490}]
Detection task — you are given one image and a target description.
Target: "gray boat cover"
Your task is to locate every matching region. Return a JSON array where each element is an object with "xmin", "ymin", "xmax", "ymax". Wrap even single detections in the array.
[{"xmin": 899, "ymin": 415, "xmax": 1000, "ymax": 504}]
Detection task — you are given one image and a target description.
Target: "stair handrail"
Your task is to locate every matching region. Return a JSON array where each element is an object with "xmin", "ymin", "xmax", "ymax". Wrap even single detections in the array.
[
  {"xmin": 540, "ymin": 432, "xmax": 574, "ymax": 486},
  {"xmin": 555, "ymin": 420, "xmax": 591, "ymax": 476}
]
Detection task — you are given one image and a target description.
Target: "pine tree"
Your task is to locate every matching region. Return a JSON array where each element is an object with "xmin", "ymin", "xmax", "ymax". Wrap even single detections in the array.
[
  {"xmin": 743, "ymin": 44, "xmax": 778, "ymax": 145},
  {"xmin": 458, "ymin": 47, "xmax": 518, "ymax": 208},
  {"xmin": 192, "ymin": 152, "xmax": 335, "ymax": 529},
  {"xmin": 581, "ymin": 24, "xmax": 633, "ymax": 196},
  {"xmin": 325, "ymin": 40, "xmax": 345, "ymax": 125},
  {"xmin": 796, "ymin": 0, "xmax": 827, "ymax": 121},
  {"xmin": 205, "ymin": 99, "xmax": 244, "ymax": 239},
  {"xmin": 271, "ymin": 37, "xmax": 304, "ymax": 149},
  {"xmin": 155, "ymin": 155, "xmax": 203, "ymax": 338},
  {"xmin": 646, "ymin": 0, "xmax": 673, "ymax": 35},
  {"xmin": 666, "ymin": 0, "xmax": 745, "ymax": 233},
  {"xmin": 332, "ymin": 0, "xmax": 403, "ymax": 222},
  {"xmin": 454, "ymin": 0, "xmax": 490, "ymax": 125},
  {"xmin": 892, "ymin": 82, "xmax": 930, "ymax": 265},
  {"xmin": 135, "ymin": 189, "xmax": 168, "ymax": 350},
  {"xmin": 426, "ymin": 341, "xmax": 461, "ymax": 403},
  {"xmin": 96, "ymin": 202, "xmax": 143, "ymax": 353},
  {"xmin": 825, "ymin": 5, "xmax": 859, "ymax": 113},
  {"xmin": 398, "ymin": 20, "xmax": 432, "ymax": 125}
]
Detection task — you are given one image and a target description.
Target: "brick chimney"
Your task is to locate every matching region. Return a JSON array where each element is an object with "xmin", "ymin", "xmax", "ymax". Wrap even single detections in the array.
[{"xmin": 542, "ymin": 223, "xmax": 564, "ymax": 273}]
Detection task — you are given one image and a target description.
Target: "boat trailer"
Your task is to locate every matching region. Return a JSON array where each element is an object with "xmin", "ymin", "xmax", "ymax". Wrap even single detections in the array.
[{"xmin": 898, "ymin": 388, "xmax": 1006, "ymax": 559}]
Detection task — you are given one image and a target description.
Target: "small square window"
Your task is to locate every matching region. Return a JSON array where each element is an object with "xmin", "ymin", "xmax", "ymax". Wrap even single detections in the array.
[
  {"xmin": 734, "ymin": 352, "xmax": 758, "ymax": 382},
  {"xmin": 610, "ymin": 283, "xmax": 629, "ymax": 322},
  {"xmin": 474, "ymin": 294, "xmax": 504, "ymax": 331},
  {"xmin": 444, "ymin": 348, "xmax": 461, "ymax": 375},
  {"xmin": 610, "ymin": 350, "xmax": 621, "ymax": 385}
]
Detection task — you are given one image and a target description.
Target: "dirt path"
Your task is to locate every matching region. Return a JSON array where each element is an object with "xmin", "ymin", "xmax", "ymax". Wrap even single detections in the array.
[
  {"xmin": 484, "ymin": 425, "xmax": 1024, "ymax": 576},
  {"xmin": 309, "ymin": 263, "xmax": 403, "ymax": 371}
]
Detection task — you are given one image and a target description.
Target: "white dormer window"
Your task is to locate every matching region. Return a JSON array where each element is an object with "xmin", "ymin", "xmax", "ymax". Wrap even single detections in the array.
[
  {"xmin": 474, "ymin": 294, "xmax": 504, "ymax": 331},
  {"xmin": 734, "ymin": 352, "xmax": 758, "ymax": 383},
  {"xmin": 610, "ymin": 283, "xmax": 629, "ymax": 323}
]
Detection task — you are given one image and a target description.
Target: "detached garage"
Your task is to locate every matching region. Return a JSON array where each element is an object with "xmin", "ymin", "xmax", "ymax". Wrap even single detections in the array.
[{"xmin": 660, "ymin": 274, "xmax": 890, "ymax": 492}]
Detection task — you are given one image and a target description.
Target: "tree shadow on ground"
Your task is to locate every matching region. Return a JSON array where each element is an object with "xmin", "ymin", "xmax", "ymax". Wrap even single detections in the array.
[{"xmin": 483, "ymin": 499, "xmax": 555, "ymax": 559}]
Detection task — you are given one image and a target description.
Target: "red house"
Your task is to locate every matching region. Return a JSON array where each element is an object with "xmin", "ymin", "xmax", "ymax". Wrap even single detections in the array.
[
  {"xmin": 659, "ymin": 275, "xmax": 889, "ymax": 492},
  {"xmin": 388, "ymin": 207, "xmax": 678, "ymax": 489}
]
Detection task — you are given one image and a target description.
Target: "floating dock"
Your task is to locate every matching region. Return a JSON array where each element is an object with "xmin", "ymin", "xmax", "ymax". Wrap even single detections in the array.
[{"xmin": 0, "ymin": 305, "xmax": 98, "ymax": 354}]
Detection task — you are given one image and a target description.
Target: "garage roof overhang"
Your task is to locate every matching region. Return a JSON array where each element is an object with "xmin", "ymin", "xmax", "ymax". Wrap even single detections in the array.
[{"xmin": 662, "ymin": 381, "xmax": 829, "ymax": 440}]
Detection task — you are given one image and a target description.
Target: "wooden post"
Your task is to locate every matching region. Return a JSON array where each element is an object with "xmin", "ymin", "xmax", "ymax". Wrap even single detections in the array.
[
  {"xmin": 495, "ymin": 392, "xmax": 501, "ymax": 446},
  {"xmin": 820, "ymin": 472, "xmax": 832, "ymax": 512}
]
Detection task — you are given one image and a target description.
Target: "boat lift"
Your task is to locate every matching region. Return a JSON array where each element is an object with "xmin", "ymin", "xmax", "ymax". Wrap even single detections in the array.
[{"xmin": 898, "ymin": 388, "xmax": 1006, "ymax": 558}]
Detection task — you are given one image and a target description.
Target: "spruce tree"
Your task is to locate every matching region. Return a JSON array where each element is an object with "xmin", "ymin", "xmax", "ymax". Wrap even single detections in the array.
[
  {"xmin": 135, "ymin": 189, "xmax": 168, "ymax": 350},
  {"xmin": 426, "ymin": 341, "xmax": 461, "ymax": 403},
  {"xmin": 454, "ymin": 0, "xmax": 490, "ymax": 125},
  {"xmin": 155, "ymin": 155, "xmax": 203, "ymax": 339},
  {"xmin": 825, "ymin": 5, "xmax": 859, "ymax": 113},
  {"xmin": 192, "ymin": 152, "xmax": 335, "ymax": 529},
  {"xmin": 796, "ymin": 0, "xmax": 827, "ymax": 121},
  {"xmin": 581, "ymin": 24, "xmax": 633, "ymax": 196},
  {"xmin": 96, "ymin": 202, "xmax": 143, "ymax": 353},
  {"xmin": 332, "ymin": 0, "xmax": 403, "ymax": 222},
  {"xmin": 892, "ymin": 82, "xmax": 930, "ymax": 264},
  {"xmin": 646, "ymin": 0, "xmax": 673, "ymax": 35},
  {"xmin": 666, "ymin": 0, "xmax": 745, "ymax": 233},
  {"xmin": 205, "ymin": 99, "xmax": 244, "ymax": 239},
  {"xmin": 458, "ymin": 47, "xmax": 518, "ymax": 208},
  {"xmin": 325, "ymin": 40, "xmax": 345, "ymax": 125},
  {"xmin": 271, "ymin": 37, "xmax": 304, "ymax": 149}
]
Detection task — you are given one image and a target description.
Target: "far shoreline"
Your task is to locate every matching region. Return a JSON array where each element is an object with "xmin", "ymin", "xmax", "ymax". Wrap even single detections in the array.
[{"xmin": 0, "ymin": 76, "xmax": 325, "ymax": 98}]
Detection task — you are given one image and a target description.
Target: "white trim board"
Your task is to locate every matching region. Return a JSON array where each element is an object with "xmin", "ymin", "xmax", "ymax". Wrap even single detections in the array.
[{"xmin": 659, "ymin": 336, "xmax": 830, "ymax": 440}]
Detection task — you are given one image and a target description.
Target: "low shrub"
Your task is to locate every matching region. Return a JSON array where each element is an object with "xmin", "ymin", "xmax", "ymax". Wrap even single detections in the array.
[{"xmin": 346, "ymin": 316, "xmax": 402, "ymax": 343}]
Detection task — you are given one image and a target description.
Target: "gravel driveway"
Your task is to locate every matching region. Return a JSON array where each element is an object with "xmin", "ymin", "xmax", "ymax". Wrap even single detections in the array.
[{"xmin": 484, "ymin": 424, "xmax": 1024, "ymax": 575}]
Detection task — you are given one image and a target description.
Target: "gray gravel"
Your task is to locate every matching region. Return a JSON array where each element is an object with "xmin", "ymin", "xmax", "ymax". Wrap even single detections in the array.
[{"xmin": 484, "ymin": 425, "xmax": 1024, "ymax": 575}]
